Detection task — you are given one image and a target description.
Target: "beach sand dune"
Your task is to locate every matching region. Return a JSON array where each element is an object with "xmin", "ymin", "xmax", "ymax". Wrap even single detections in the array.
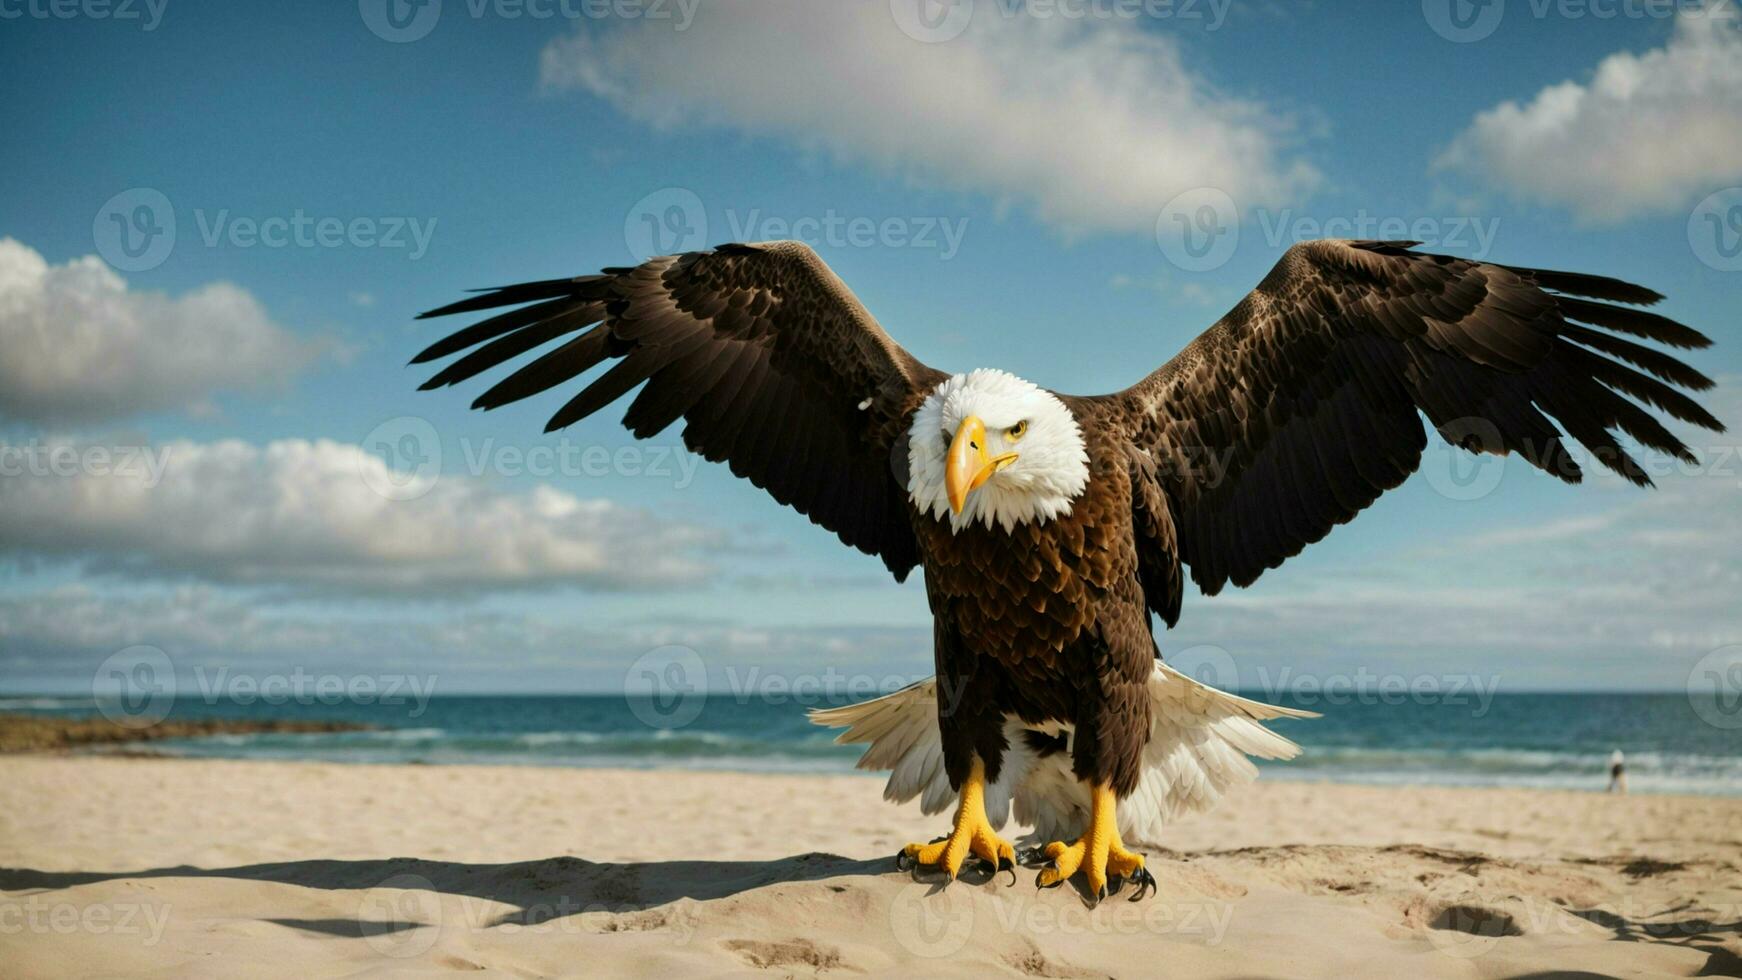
[{"xmin": 2, "ymin": 756, "xmax": 1737, "ymax": 977}]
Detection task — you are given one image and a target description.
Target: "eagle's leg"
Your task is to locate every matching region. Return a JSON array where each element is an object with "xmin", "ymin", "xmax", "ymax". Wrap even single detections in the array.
[
  {"xmin": 896, "ymin": 757, "xmax": 1016, "ymax": 881},
  {"xmin": 1035, "ymin": 780, "xmax": 1150, "ymax": 904}
]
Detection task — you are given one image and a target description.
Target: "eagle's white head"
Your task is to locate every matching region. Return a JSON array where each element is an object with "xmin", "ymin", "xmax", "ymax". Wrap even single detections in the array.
[{"xmin": 907, "ymin": 369, "xmax": 1090, "ymax": 534}]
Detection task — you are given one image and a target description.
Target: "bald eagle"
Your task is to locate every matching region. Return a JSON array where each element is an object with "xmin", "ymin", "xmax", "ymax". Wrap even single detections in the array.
[{"xmin": 415, "ymin": 239, "xmax": 1720, "ymax": 904}]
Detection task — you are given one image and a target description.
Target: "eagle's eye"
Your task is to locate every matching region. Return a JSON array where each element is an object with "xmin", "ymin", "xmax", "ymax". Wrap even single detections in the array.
[{"xmin": 1006, "ymin": 420, "xmax": 1028, "ymax": 441}]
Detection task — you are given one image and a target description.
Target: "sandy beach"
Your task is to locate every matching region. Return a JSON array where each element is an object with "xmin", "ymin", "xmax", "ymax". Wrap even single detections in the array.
[{"xmin": 1, "ymin": 755, "xmax": 1737, "ymax": 978}]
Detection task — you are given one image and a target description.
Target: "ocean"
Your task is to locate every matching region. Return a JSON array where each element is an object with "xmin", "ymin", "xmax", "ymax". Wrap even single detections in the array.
[{"xmin": 4, "ymin": 691, "xmax": 1738, "ymax": 797}]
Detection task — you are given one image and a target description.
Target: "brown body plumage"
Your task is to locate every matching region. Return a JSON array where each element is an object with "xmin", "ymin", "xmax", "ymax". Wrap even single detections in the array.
[
  {"xmin": 414, "ymin": 238, "xmax": 1720, "ymax": 897},
  {"xmin": 911, "ymin": 416, "xmax": 1156, "ymax": 798}
]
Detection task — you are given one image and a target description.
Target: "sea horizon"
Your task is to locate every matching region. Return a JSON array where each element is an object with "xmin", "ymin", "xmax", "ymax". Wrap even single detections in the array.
[{"xmin": 5, "ymin": 690, "xmax": 1737, "ymax": 798}]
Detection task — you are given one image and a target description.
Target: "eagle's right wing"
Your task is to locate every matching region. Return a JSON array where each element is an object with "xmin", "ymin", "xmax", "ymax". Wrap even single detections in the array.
[{"xmin": 415, "ymin": 241, "xmax": 950, "ymax": 580}]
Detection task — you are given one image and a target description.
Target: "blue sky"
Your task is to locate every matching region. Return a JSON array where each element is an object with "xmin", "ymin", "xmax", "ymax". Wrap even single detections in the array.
[{"xmin": 1, "ymin": 0, "xmax": 1739, "ymax": 694}]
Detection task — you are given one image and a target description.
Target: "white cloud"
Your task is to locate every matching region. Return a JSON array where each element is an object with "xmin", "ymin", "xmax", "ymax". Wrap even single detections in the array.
[
  {"xmin": 0, "ymin": 238, "xmax": 321, "ymax": 425},
  {"xmin": 1435, "ymin": 5, "xmax": 1742, "ymax": 223},
  {"xmin": 540, "ymin": 0, "xmax": 1317, "ymax": 234},
  {"xmin": 0, "ymin": 436, "xmax": 726, "ymax": 595},
  {"xmin": 0, "ymin": 584, "xmax": 933, "ymax": 693}
]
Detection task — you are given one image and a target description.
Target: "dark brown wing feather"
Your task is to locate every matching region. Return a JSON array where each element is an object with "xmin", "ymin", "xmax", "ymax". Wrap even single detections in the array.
[
  {"xmin": 413, "ymin": 241, "xmax": 948, "ymax": 580},
  {"xmin": 1096, "ymin": 239, "xmax": 1722, "ymax": 604}
]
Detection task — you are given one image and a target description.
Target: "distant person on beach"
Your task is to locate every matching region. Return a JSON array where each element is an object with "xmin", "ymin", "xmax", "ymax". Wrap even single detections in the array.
[{"xmin": 1608, "ymin": 750, "xmax": 1628, "ymax": 794}]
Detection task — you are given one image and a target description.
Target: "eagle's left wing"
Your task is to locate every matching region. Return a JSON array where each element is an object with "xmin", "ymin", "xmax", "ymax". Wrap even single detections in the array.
[
  {"xmin": 1082, "ymin": 240, "xmax": 1722, "ymax": 610},
  {"xmin": 414, "ymin": 241, "xmax": 949, "ymax": 580}
]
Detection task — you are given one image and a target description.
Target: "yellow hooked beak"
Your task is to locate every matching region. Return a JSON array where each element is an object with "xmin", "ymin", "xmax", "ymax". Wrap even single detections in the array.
[{"xmin": 946, "ymin": 415, "xmax": 1019, "ymax": 514}]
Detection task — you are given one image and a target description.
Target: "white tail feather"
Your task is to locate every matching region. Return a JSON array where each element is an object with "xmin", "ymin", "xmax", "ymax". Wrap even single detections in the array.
[{"xmin": 809, "ymin": 663, "xmax": 1317, "ymax": 844}]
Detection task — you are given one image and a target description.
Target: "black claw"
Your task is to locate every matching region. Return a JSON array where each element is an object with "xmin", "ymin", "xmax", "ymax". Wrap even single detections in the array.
[
  {"xmin": 1035, "ymin": 869, "xmax": 1063, "ymax": 890},
  {"xmin": 997, "ymin": 856, "xmax": 1017, "ymax": 886},
  {"xmin": 1084, "ymin": 886, "xmax": 1104, "ymax": 910},
  {"xmin": 1125, "ymin": 866, "xmax": 1158, "ymax": 903}
]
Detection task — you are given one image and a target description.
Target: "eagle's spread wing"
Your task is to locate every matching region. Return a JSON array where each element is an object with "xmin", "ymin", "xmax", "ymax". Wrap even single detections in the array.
[
  {"xmin": 1100, "ymin": 239, "xmax": 1723, "ymax": 603},
  {"xmin": 809, "ymin": 664, "xmax": 1315, "ymax": 843},
  {"xmin": 414, "ymin": 241, "xmax": 948, "ymax": 580}
]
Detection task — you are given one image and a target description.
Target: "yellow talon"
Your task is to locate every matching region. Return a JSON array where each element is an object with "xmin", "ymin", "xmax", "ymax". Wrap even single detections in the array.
[
  {"xmin": 898, "ymin": 759, "xmax": 1016, "ymax": 880},
  {"xmin": 1035, "ymin": 781, "xmax": 1150, "ymax": 903}
]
